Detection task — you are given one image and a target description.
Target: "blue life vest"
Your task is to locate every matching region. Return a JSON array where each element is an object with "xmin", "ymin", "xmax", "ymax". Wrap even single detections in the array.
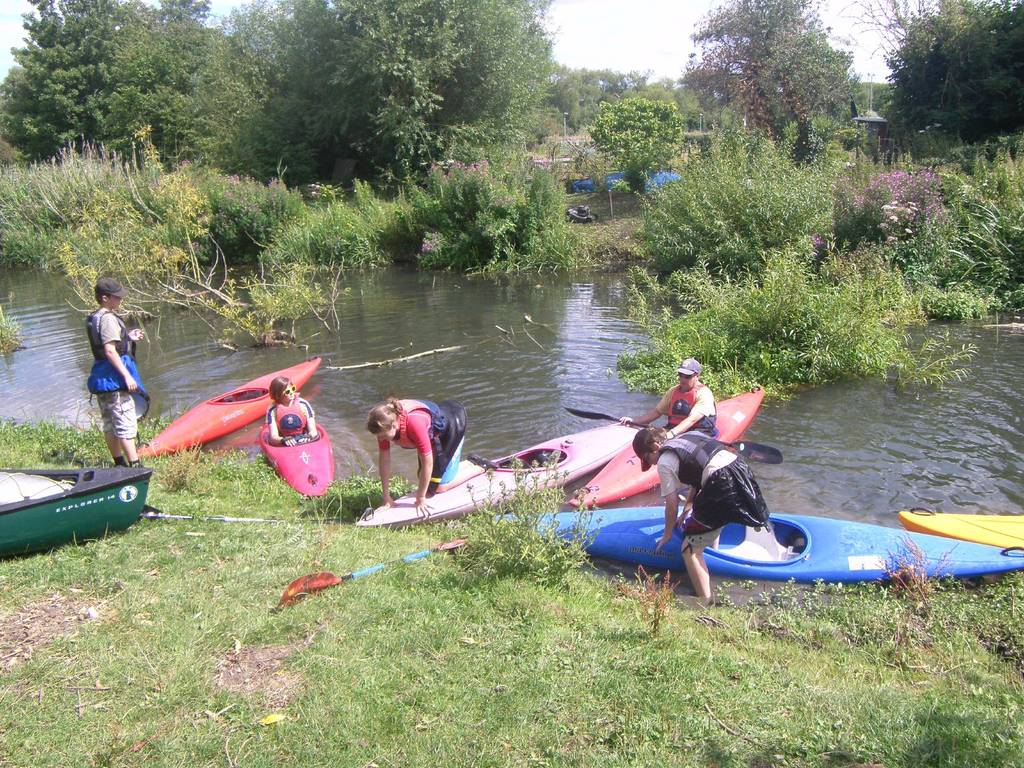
[{"xmin": 86, "ymin": 309, "xmax": 144, "ymax": 394}]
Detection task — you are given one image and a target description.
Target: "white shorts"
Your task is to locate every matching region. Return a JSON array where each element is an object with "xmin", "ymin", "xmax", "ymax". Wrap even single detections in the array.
[{"xmin": 97, "ymin": 391, "xmax": 137, "ymax": 439}]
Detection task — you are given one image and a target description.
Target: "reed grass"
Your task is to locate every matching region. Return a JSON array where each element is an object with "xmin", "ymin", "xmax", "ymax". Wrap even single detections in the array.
[{"xmin": 0, "ymin": 304, "xmax": 22, "ymax": 353}]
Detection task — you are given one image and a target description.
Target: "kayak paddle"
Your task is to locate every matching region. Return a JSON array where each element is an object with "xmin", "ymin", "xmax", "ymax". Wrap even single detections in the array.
[
  {"xmin": 131, "ymin": 388, "xmax": 151, "ymax": 419},
  {"xmin": 277, "ymin": 538, "xmax": 467, "ymax": 608},
  {"xmin": 140, "ymin": 506, "xmax": 347, "ymax": 525},
  {"xmin": 564, "ymin": 406, "xmax": 783, "ymax": 464}
]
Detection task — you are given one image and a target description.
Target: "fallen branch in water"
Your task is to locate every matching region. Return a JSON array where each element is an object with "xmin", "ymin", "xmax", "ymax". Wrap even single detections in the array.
[
  {"xmin": 324, "ymin": 345, "xmax": 464, "ymax": 371},
  {"xmin": 522, "ymin": 326, "xmax": 544, "ymax": 350}
]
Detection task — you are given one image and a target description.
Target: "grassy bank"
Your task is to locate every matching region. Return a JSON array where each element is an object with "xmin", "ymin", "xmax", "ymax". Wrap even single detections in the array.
[{"xmin": 2, "ymin": 421, "xmax": 1023, "ymax": 767}]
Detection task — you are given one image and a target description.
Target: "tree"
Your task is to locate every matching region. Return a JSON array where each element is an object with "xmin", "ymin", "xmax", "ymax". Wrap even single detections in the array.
[
  {"xmin": 0, "ymin": 0, "xmax": 140, "ymax": 159},
  {"xmin": 589, "ymin": 98, "xmax": 685, "ymax": 191},
  {"xmin": 235, "ymin": 0, "xmax": 555, "ymax": 183},
  {"xmin": 103, "ymin": 0, "xmax": 217, "ymax": 160},
  {"xmin": 0, "ymin": 0, "xmax": 220, "ymax": 162},
  {"xmin": 848, "ymin": 0, "xmax": 939, "ymax": 55},
  {"xmin": 685, "ymin": 0, "xmax": 853, "ymax": 143},
  {"xmin": 886, "ymin": 0, "xmax": 1024, "ymax": 142}
]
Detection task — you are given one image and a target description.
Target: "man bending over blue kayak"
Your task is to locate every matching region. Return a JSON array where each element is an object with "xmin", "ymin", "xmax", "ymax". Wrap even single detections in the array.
[{"xmin": 632, "ymin": 426, "xmax": 770, "ymax": 604}]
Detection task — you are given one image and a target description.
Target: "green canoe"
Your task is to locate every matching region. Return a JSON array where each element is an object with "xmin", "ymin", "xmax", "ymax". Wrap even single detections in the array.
[{"xmin": 0, "ymin": 467, "xmax": 153, "ymax": 557}]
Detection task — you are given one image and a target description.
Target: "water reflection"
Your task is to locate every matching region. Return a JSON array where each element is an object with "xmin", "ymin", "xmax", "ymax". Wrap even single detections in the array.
[{"xmin": 1, "ymin": 269, "xmax": 1021, "ymax": 524}]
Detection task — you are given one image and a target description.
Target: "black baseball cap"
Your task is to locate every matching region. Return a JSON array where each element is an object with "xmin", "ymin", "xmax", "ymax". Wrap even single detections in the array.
[{"xmin": 95, "ymin": 277, "xmax": 127, "ymax": 299}]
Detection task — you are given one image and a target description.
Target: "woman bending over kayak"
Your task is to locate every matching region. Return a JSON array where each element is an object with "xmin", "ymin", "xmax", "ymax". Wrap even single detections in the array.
[
  {"xmin": 366, "ymin": 398, "xmax": 467, "ymax": 518},
  {"xmin": 266, "ymin": 376, "xmax": 318, "ymax": 446}
]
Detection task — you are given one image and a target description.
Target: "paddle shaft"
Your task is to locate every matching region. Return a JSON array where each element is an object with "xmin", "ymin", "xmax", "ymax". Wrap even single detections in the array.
[
  {"xmin": 564, "ymin": 407, "xmax": 783, "ymax": 464},
  {"xmin": 278, "ymin": 538, "xmax": 467, "ymax": 607},
  {"xmin": 348, "ymin": 547, "xmax": 439, "ymax": 580},
  {"xmin": 140, "ymin": 507, "xmax": 347, "ymax": 525}
]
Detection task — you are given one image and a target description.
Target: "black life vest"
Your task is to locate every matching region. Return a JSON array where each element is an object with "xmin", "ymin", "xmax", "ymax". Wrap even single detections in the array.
[
  {"xmin": 86, "ymin": 309, "xmax": 130, "ymax": 360},
  {"xmin": 656, "ymin": 432, "xmax": 728, "ymax": 488}
]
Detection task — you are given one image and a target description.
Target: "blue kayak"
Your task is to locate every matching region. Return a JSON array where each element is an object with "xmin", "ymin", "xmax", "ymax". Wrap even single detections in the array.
[{"xmin": 543, "ymin": 507, "xmax": 1024, "ymax": 583}]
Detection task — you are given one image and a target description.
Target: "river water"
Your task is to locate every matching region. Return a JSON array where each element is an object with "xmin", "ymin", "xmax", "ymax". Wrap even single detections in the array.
[{"xmin": 1, "ymin": 269, "xmax": 1021, "ymax": 525}]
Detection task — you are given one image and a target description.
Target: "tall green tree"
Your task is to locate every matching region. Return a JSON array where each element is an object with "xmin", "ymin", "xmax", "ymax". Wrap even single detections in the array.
[
  {"xmin": 887, "ymin": 0, "xmax": 1024, "ymax": 142},
  {"xmin": 1, "ymin": 0, "xmax": 220, "ymax": 162},
  {"xmin": 234, "ymin": 0, "xmax": 554, "ymax": 183},
  {"xmin": 0, "ymin": 0, "xmax": 141, "ymax": 159},
  {"xmin": 589, "ymin": 97, "xmax": 685, "ymax": 191},
  {"xmin": 104, "ymin": 0, "xmax": 217, "ymax": 159},
  {"xmin": 685, "ymin": 0, "xmax": 853, "ymax": 142}
]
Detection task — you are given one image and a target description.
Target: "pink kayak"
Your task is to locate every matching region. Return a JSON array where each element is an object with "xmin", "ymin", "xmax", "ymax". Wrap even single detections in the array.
[
  {"xmin": 357, "ymin": 423, "xmax": 636, "ymax": 528},
  {"xmin": 141, "ymin": 357, "xmax": 322, "ymax": 456},
  {"xmin": 259, "ymin": 425, "xmax": 335, "ymax": 496},
  {"xmin": 573, "ymin": 388, "xmax": 765, "ymax": 508}
]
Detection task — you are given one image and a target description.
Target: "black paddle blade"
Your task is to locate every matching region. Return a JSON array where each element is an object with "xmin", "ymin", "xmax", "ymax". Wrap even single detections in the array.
[
  {"xmin": 732, "ymin": 441, "xmax": 783, "ymax": 464},
  {"xmin": 565, "ymin": 406, "xmax": 621, "ymax": 422}
]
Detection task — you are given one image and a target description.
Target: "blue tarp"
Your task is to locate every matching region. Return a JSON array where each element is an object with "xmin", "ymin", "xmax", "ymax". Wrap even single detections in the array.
[
  {"xmin": 605, "ymin": 172, "xmax": 627, "ymax": 188},
  {"xmin": 568, "ymin": 170, "xmax": 682, "ymax": 195},
  {"xmin": 646, "ymin": 170, "xmax": 681, "ymax": 190}
]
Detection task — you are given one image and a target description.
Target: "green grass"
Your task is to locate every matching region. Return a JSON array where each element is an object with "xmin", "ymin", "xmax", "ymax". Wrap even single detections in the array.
[
  {"xmin": 0, "ymin": 304, "xmax": 21, "ymax": 353},
  {"xmin": 2, "ymin": 421, "xmax": 1023, "ymax": 767}
]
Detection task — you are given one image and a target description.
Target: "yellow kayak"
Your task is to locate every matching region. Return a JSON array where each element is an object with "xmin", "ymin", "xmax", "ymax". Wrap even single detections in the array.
[{"xmin": 898, "ymin": 508, "xmax": 1024, "ymax": 549}]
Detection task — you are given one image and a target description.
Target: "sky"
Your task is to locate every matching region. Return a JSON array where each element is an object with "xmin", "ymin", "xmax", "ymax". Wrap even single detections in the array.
[{"xmin": 0, "ymin": 0, "xmax": 891, "ymax": 85}]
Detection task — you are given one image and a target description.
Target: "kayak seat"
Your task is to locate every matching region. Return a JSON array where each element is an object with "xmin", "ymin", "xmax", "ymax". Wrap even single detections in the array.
[{"xmin": 720, "ymin": 523, "xmax": 803, "ymax": 562}]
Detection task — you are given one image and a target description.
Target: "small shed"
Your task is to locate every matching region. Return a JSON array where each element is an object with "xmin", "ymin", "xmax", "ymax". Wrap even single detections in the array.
[{"xmin": 851, "ymin": 106, "xmax": 893, "ymax": 161}]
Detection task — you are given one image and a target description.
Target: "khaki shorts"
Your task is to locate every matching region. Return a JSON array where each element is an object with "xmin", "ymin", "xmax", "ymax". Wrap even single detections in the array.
[
  {"xmin": 97, "ymin": 391, "xmax": 137, "ymax": 439},
  {"xmin": 681, "ymin": 515, "xmax": 722, "ymax": 555}
]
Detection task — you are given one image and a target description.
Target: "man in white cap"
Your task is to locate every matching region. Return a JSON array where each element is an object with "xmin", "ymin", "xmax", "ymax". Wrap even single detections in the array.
[{"xmin": 619, "ymin": 357, "xmax": 718, "ymax": 439}]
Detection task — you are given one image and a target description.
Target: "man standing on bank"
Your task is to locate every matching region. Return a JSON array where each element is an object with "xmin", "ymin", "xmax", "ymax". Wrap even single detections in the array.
[
  {"xmin": 619, "ymin": 357, "xmax": 718, "ymax": 439},
  {"xmin": 86, "ymin": 277, "xmax": 146, "ymax": 467},
  {"xmin": 632, "ymin": 426, "xmax": 770, "ymax": 603}
]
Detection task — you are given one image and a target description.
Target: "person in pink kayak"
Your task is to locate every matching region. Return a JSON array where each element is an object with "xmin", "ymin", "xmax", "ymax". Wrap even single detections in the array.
[
  {"xmin": 366, "ymin": 398, "xmax": 467, "ymax": 518},
  {"xmin": 266, "ymin": 376, "xmax": 319, "ymax": 446},
  {"xmin": 619, "ymin": 357, "xmax": 718, "ymax": 439},
  {"xmin": 633, "ymin": 426, "xmax": 769, "ymax": 604}
]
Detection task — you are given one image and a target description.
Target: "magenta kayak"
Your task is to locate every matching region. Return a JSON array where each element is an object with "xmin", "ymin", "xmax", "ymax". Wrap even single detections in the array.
[
  {"xmin": 357, "ymin": 423, "xmax": 636, "ymax": 528},
  {"xmin": 259, "ymin": 425, "xmax": 335, "ymax": 497}
]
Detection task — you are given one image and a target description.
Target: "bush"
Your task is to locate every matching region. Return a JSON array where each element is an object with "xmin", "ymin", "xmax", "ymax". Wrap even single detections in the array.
[
  {"xmin": 195, "ymin": 171, "xmax": 304, "ymax": 262},
  {"xmin": 589, "ymin": 98, "xmax": 685, "ymax": 192},
  {"xmin": 940, "ymin": 155, "xmax": 1024, "ymax": 311},
  {"xmin": 265, "ymin": 201, "xmax": 389, "ymax": 269},
  {"xmin": 619, "ymin": 250, "xmax": 923, "ymax": 397},
  {"xmin": 834, "ymin": 168, "xmax": 946, "ymax": 250},
  {"xmin": 263, "ymin": 181, "xmax": 417, "ymax": 269},
  {"xmin": 456, "ymin": 478, "xmax": 589, "ymax": 585},
  {"xmin": 919, "ymin": 286, "xmax": 993, "ymax": 321},
  {"xmin": 642, "ymin": 131, "xmax": 837, "ymax": 275},
  {"xmin": 410, "ymin": 162, "xmax": 582, "ymax": 272}
]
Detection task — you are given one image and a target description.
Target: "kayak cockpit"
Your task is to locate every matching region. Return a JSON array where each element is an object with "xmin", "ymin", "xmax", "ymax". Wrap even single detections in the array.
[
  {"xmin": 215, "ymin": 387, "xmax": 269, "ymax": 405},
  {"xmin": 499, "ymin": 448, "xmax": 567, "ymax": 470},
  {"xmin": 713, "ymin": 518, "xmax": 809, "ymax": 564}
]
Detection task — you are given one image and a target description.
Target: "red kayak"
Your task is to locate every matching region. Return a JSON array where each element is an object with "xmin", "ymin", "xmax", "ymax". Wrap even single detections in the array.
[
  {"xmin": 260, "ymin": 425, "xmax": 335, "ymax": 496},
  {"xmin": 140, "ymin": 357, "xmax": 322, "ymax": 457},
  {"xmin": 573, "ymin": 388, "xmax": 765, "ymax": 507}
]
